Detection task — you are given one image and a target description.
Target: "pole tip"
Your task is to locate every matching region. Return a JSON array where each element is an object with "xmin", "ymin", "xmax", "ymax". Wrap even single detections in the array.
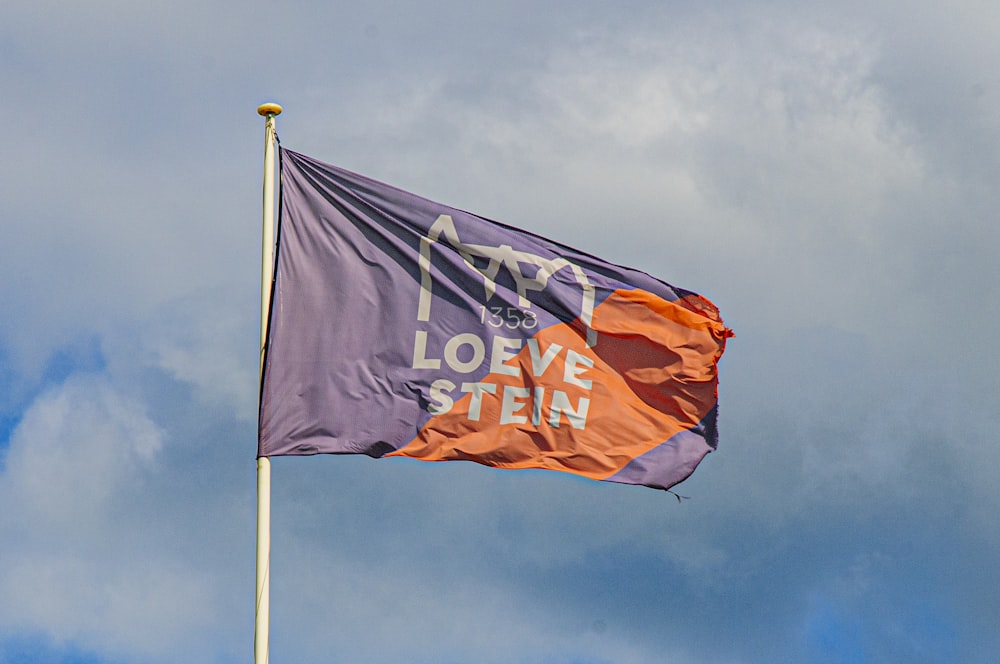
[{"xmin": 257, "ymin": 102, "xmax": 283, "ymax": 117}]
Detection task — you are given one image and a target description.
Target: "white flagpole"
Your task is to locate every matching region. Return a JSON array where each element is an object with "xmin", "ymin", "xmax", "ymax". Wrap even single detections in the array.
[{"xmin": 256, "ymin": 101, "xmax": 282, "ymax": 664}]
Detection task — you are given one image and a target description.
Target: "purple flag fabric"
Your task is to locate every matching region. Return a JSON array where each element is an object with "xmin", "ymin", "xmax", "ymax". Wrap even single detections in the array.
[{"xmin": 258, "ymin": 148, "xmax": 731, "ymax": 490}]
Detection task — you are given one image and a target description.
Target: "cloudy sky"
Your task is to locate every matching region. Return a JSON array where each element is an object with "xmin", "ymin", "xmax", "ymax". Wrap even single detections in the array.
[{"xmin": 2, "ymin": 1, "xmax": 998, "ymax": 662}]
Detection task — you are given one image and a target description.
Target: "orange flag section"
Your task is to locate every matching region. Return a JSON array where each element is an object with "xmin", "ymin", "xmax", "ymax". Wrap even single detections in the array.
[{"xmin": 388, "ymin": 289, "xmax": 729, "ymax": 481}]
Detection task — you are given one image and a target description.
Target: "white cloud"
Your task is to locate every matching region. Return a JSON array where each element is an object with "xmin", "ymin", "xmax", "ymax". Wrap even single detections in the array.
[
  {"xmin": 0, "ymin": 375, "xmax": 240, "ymax": 662},
  {"xmin": 0, "ymin": 375, "xmax": 161, "ymax": 522}
]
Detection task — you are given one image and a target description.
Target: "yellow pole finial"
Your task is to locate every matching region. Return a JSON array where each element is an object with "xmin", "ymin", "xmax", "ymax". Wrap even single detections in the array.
[{"xmin": 257, "ymin": 102, "xmax": 283, "ymax": 117}]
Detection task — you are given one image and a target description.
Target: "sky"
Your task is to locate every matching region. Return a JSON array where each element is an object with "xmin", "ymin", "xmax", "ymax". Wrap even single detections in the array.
[{"xmin": 1, "ymin": 1, "xmax": 998, "ymax": 662}]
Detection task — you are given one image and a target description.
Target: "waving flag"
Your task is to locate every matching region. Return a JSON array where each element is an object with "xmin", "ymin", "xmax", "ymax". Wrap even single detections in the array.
[{"xmin": 258, "ymin": 148, "xmax": 731, "ymax": 490}]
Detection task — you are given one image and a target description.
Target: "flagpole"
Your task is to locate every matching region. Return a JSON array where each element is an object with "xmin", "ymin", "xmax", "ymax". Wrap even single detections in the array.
[{"xmin": 256, "ymin": 101, "xmax": 282, "ymax": 664}]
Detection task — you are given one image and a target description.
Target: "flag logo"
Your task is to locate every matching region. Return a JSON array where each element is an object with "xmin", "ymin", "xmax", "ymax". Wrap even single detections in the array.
[
  {"xmin": 417, "ymin": 213, "xmax": 597, "ymax": 343},
  {"xmin": 259, "ymin": 148, "xmax": 731, "ymax": 491}
]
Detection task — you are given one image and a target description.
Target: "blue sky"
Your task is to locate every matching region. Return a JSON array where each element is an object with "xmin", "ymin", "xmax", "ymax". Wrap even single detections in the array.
[{"xmin": 2, "ymin": 1, "xmax": 999, "ymax": 662}]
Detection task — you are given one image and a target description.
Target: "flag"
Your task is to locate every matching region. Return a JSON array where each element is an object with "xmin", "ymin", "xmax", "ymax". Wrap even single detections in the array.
[{"xmin": 258, "ymin": 148, "xmax": 732, "ymax": 491}]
